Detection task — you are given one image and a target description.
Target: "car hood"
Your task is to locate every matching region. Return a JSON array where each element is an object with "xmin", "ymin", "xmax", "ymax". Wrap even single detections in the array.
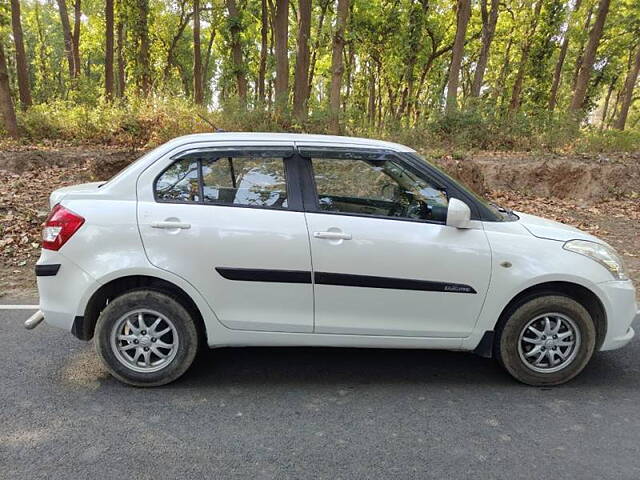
[
  {"xmin": 515, "ymin": 211, "xmax": 606, "ymax": 244},
  {"xmin": 50, "ymin": 181, "xmax": 106, "ymax": 208}
]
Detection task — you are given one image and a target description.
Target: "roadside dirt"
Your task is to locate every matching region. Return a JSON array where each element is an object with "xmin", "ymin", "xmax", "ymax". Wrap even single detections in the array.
[{"xmin": 0, "ymin": 147, "xmax": 638, "ymax": 299}]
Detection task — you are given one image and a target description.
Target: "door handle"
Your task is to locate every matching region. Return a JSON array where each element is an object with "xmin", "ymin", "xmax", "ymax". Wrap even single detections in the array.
[
  {"xmin": 313, "ymin": 231, "xmax": 352, "ymax": 240},
  {"xmin": 151, "ymin": 221, "xmax": 191, "ymax": 230}
]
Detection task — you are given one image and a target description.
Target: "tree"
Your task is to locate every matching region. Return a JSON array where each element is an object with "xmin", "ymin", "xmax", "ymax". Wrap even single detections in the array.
[
  {"xmin": 225, "ymin": 0, "xmax": 247, "ymax": 102},
  {"xmin": 116, "ymin": 3, "xmax": 125, "ymax": 98},
  {"xmin": 0, "ymin": 40, "xmax": 19, "ymax": 137},
  {"xmin": 56, "ymin": 0, "xmax": 76, "ymax": 78},
  {"xmin": 614, "ymin": 43, "xmax": 640, "ymax": 130},
  {"xmin": 105, "ymin": 0, "xmax": 115, "ymax": 99},
  {"xmin": 273, "ymin": 0, "xmax": 289, "ymax": 109},
  {"xmin": 258, "ymin": 0, "xmax": 268, "ymax": 103},
  {"xmin": 328, "ymin": 0, "xmax": 349, "ymax": 133},
  {"xmin": 193, "ymin": 0, "xmax": 204, "ymax": 105},
  {"xmin": 446, "ymin": 0, "xmax": 471, "ymax": 113},
  {"xmin": 509, "ymin": 1, "xmax": 543, "ymax": 114},
  {"xmin": 548, "ymin": 0, "xmax": 582, "ymax": 110},
  {"xmin": 470, "ymin": 0, "xmax": 499, "ymax": 98},
  {"xmin": 9, "ymin": 0, "xmax": 32, "ymax": 107},
  {"xmin": 293, "ymin": 0, "xmax": 311, "ymax": 120},
  {"xmin": 570, "ymin": 0, "xmax": 611, "ymax": 114},
  {"xmin": 133, "ymin": 0, "xmax": 151, "ymax": 95},
  {"xmin": 72, "ymin": 0, "xmax": 81, "ymax": 77}
]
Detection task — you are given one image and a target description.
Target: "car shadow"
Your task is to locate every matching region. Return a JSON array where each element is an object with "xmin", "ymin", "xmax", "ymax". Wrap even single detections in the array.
[
  {"xmin": 173, "ymin": 345, "xmax": 636, "ymax": 390},
  {"xmin": 178, "ymin": 346, "xmax": 517, "ymax": 388}
]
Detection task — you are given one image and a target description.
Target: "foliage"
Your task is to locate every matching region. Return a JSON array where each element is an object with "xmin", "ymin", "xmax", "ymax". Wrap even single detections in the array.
[
  {"xmin": 3, "ymin": 96, "xmax": 637, "ymax": 154},
  {"xmin": 0, "ymin": 0, "xmax": 639, "ymax": 150}
]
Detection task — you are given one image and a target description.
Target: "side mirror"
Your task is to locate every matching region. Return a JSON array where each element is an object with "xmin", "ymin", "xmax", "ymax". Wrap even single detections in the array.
[{"xmin": 446, "ymin": 198, "xmax": 471, "ymax": 229}]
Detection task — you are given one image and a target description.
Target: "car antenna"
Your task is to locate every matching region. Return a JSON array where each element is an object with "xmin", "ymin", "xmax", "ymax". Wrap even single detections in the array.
[{"xmin": 196, "ymin": 113, "xmax": 224, "ymax": 132}]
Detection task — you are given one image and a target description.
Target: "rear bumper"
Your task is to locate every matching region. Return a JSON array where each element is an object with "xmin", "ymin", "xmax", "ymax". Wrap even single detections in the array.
[
  {"xmin": 36, "ymin": 250, "xmax": 97, "ymax": 333},
  {"xmin": 598, "ymin": 280, "xmax": 638, "ymax": 351}
]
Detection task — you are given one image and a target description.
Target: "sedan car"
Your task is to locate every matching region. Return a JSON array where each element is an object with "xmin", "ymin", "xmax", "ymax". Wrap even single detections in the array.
[{"xmin": 27, "ymin": 133, "xmax": 638, "ymax": 387}]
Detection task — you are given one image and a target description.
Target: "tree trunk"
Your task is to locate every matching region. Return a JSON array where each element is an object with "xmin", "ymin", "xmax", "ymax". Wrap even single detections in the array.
[
  {"xmin": 72, "ymin": 0, "xmax": 81, "ymax": 77},
  {"xmin": 34, "ymin": 2, "xmax": 50, "ymax": 94},
  {"xmin": 56, "ymin": 0, "xmax": 76, "ymax": 79},
  {"xmin": 203, "ymin": 26, "xmax": 216, "ymax": 100},
  {"xmin": 614, "ymin": 43, "xmax": 640, "ymax": 130},
  {"xmin": 328, "ymin": 0, "xmax": 350, "ymax": 133},
  {"xmin": 293, "ymin": 0, "xmax": 311, "ymax": 120},
  {"xmin": 470, "ymin": 0, "xmax": 499, "ymax": 98},
  {"xmin": 570, "ymin": 0, "xmax": 610, "ymax": 114},
  {"xmin": 445, "ymin": 0, "xmax": 471, "ymax": 113},
  {"xmin": 600, "ymin": 76, "xmax": 615, "ymax": 131},
  {"xmin": 308, "ymin": 0, "xmax": 329, "ymax": 97},
  {"xmin": 163, "ymin": 2, "xmax": 191, "ymax": 83},
  {"xmin": 367, "ymin": 59, "xmax": 376, "ymax": 125},
  {"xmin": 548, "ymin": 0, "xmax": 582, "ymax": 110},
  {"xmin": 258, "ymin": 0, "xmax": 268, "ymax": 103},
  {"xmin": 9, "ymin": 0, "xmax": 32, "ymax": 108},
  {"xmin": 273, "ymin": 0, "xmax": 289, "ymax": 109},
  {"xmin": 193, "ymin": 0, "xmax": 204, "ymax": 105},
  {"xmin": 508, "ymin": 1, "xmax": 543, "ymax": 114},
  {"xmin": 105, "ymin": 0, "xmax": 115, "ymax": 100},
  {"xmin": 225, "ymin": 0, "xmax": 248, "ymax": 103},
  {"xmin": 116, "ymin": 14, "xmax": 125, "ymax": 98},
  {"xmin": 0, "ymin": 42, "xmax": 19, "ymax": 138},
  {"xmin": 136, "ymin": 0, "xmax": 151, "ymax": 96}
]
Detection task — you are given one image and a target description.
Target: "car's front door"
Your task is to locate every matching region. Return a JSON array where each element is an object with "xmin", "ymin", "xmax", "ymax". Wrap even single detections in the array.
[
  {"xmin": 299, "ymin": 146, "xmax": 491, "ymax": 337},
  {"xmin": 137, "ymin": 144, "xmax": 314, "ymax": 333}
]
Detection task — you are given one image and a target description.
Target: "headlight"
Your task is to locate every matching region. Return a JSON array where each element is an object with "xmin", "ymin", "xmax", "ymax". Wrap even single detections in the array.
[{"xmin": 563, "ymin": 239, "xmax": 628, "ymax": 280}]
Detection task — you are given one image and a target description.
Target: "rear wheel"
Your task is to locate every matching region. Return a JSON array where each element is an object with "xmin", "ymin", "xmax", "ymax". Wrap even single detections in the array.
[
  {"xmin": 95, "ymin": 289, "xmax": 199, "ymax": 387},
  {"xmin": 495, "ymin": 295, "xmax": 596, "ymax": 386}
]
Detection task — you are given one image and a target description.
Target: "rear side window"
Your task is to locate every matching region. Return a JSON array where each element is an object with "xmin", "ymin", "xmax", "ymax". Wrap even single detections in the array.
[
  {"xmin": 201, "ymin": 157, "xmax": 287, "ymax": 208},
  {"xmin": 155, "ymin": 155, "xmax": 288, "ymax": 209},
  {"xmin": 155, "ymin": 159, "xmax": 200, "ymax": 202}
]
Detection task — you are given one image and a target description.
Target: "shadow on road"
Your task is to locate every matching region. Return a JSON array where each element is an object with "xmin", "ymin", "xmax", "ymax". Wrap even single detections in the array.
[{"xmin": 161, "ymin": 345, "xmax": 633, "ymax": 390}]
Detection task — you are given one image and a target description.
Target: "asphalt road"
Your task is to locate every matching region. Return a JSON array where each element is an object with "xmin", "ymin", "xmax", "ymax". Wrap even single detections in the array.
[{"xmin": 1, "ymin": 308, "xmax": 639, "ymax": 479}]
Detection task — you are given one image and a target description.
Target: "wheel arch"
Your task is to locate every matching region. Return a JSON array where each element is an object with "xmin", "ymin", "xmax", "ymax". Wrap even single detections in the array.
[
  {"xmin": 475, "ymin": 281, "xmax": 607, "ymax": 358},
  {"xmin": 73, "ymin": 275, "xmax": 207, "ymax": 343}
]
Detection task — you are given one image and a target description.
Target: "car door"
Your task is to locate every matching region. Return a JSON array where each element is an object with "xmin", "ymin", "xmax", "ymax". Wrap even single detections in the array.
[
  {"xmin": 137, "ymin": 143, "xmax": 314, "ymax": 333},
  {"xmin": 299, "ymin": 145, "xmax": 491, "ymax": 338}
]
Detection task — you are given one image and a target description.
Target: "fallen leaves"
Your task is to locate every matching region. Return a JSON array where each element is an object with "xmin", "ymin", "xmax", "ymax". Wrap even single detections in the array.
[{"xmin": 0, "ymin": 163, "xmax": 92, "ymax": 268}]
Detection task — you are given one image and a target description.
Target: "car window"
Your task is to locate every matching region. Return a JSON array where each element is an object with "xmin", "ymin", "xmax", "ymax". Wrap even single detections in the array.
[
  {"xmin": 311, "ymin": 157, "xmax": 448, "ymax": 222},
  {"xmin": 155, "ymin": 158, "xmax": 200, "ymax": 202},
  {"xmin": 201, "ymin": 157, "xmax": 287, "ymax": 208},
  {"xmin": 155, "ymin": 155, "xmax": 288, "ymax": 209}
]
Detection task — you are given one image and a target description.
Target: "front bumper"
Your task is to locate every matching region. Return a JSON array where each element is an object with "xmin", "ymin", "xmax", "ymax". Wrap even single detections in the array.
[{"xmin": 598, "ymin": 280, "xmax": 638, "ymax": 351}]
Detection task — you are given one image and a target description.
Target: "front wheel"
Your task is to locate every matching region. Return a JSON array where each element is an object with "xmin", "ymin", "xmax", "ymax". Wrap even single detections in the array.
[
  {"xmin": 495, "ymin": 295, "xmax": 596, "ymax": 386},
  {"xmin": 95, "ymin": 289, "xmax": 200, "ymax": 387}
]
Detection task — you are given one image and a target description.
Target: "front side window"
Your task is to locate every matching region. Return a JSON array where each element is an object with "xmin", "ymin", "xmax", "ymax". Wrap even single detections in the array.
[
  {"xmin": 311, "ymin": 156, "xmax": 448, "ymax": 222},
  {"xmin": 155, "ymin": 155, "xmax": 288, "ymax": 209}
]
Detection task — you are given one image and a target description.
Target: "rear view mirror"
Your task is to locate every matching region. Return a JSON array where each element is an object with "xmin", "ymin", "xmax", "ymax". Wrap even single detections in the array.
[{"xmin": 446, "ymin": 198, "xmax": 471, "ymax": 229}]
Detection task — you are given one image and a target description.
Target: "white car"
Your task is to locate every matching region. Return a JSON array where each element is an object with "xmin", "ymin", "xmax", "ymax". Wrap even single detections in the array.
[{"xmin": 27, "ymin": 133, "xmax": 638, "ymax": 387}]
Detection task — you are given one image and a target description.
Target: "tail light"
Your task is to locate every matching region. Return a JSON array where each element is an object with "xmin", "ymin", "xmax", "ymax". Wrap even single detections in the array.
[{"xmin": 42, "ymin": 204, "xmax": 85, "ymax": 251}]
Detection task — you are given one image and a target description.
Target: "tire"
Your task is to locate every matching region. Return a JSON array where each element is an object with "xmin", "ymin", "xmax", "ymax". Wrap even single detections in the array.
[
  {"xmin": 95, "ymin": 289, "xmax": 200, "ymax": 387},
  {"xmin": 495, "ymin": 295, "xmax": 596, "ymax": 386}
]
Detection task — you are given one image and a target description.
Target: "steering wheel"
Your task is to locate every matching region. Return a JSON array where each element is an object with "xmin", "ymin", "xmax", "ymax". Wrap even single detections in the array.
[{"xmin": 405, "ymin": 199, "xmax": 429, "ymax": 219}]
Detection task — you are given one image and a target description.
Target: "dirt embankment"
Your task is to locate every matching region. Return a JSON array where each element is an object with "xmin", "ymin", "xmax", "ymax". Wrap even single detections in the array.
[
  {"xmin": 434, "ymin": 152, "xmax": 640, "ymax": 201},
  {"xmin": 1, "ymin": 147, "xmax": 639, "ymax": 201}
]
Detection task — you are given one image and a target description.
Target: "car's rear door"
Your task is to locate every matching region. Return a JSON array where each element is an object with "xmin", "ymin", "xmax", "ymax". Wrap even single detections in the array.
[
  {"xmin": 137, "ymin": 143, "xmax": 314, "ymax": 333},
  {"xmin": 298, "ymin": 145, "xmax": 491, "ymax": 338}
]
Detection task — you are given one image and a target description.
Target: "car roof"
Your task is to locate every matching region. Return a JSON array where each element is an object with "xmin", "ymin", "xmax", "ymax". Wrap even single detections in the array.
[{"xmin": 167, "ymin": 132, "xmax": 416, "ymax": 153}]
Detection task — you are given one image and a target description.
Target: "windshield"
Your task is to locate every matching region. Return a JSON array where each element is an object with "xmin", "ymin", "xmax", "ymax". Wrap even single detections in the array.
[{"xmin": 405, "ymin": 152, "xmax": 517, "ymax": 222}]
